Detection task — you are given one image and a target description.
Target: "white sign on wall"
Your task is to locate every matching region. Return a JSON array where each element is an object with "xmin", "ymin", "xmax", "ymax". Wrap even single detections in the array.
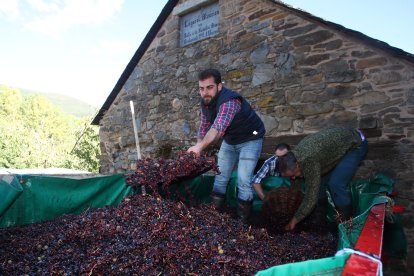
[{"xmin": 180, "ymin": 3, "xmax": 219, "ymax": 47}]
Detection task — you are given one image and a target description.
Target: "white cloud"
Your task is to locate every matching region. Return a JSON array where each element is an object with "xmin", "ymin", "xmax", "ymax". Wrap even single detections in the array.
[
  {"xmin": 25, "ymin": 0, "xmax": 124, "ymax": 37},
  {"xmin": 27, "ymin": 0, "xmax": 61, "ymax": 13},
  {"xmin": 0, "ymin": 0, "xmax": 19, "ymax": 19}
]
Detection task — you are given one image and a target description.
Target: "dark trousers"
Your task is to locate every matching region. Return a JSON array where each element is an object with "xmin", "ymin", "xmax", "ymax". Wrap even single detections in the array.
[{"xmin": 319, "ymin": 140, "xmax": 368, "ymax": 207}]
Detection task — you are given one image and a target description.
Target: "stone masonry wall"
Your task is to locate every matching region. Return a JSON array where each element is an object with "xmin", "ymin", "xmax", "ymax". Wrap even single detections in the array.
[{"xmin": 98, "ymin": 0, "xmax": 414, "ymax": 269}]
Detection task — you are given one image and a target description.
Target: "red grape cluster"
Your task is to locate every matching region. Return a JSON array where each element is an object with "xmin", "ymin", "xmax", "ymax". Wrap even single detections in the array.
[{"xmin": 125, "ymin": 151, "xmax": 219, "ymax": 198}]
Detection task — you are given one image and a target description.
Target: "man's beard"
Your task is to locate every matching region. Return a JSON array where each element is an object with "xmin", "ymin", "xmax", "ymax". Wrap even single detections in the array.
[
  {"xmin": 202, "ymin": 96, "xmax": 213, "ymax": 105},
  {"xmin": 201, "ymin": 90, "xmax": 219, "ymax": 106}
]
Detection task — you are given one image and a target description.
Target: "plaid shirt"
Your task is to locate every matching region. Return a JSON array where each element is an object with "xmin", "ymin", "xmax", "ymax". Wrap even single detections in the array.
[
  {"xmin": 197, "ymin": 98, "xmax": 241, "ymax": 138},
  {"xmin": 251, "ymin": 155, "xmax": 282, "ymax": 184}
]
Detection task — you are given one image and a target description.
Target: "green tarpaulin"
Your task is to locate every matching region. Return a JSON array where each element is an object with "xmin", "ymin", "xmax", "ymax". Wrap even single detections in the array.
[
  {"xmin": 0, "ymin": 174, "xmax": 132, "ymax": 228},
  {"xmin": 256, "ymin": 253, "xmax": 349, "ymax": 276},
  {"xmin": 0, "ymin": 172, "xmax": 407, "ymax": 274}
]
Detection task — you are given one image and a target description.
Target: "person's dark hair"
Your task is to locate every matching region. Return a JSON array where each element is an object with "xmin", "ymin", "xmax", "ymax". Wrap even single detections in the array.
[
  {"xmin": 198, "ymin": 69, "xmax": 222, "ymax": 84},
  {"xmin": 275, "ymin": 143, "xmax": 290, "ymax": 152},
  {"xmin": 278, "ymin": 151, "xmax": 297, "ymax": 173}
]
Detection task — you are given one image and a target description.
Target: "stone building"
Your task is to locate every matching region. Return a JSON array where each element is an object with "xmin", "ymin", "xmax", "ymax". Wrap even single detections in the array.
[{"xmin": 92, "ymin": 0, "xmax": 414, "ymax": 270}]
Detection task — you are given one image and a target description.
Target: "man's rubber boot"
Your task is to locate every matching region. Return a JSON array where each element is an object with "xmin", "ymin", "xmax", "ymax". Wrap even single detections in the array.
[
  {"xmin": 210, "ymin": 192, "xmax": 225, "ymax": 212},
  {"xmin": 336, "ymin": 204, "xmax": 353, "ymax": 223},
  {"xmin": 237, "ymin": 199, "xmax": 252, "ymax": 222}
]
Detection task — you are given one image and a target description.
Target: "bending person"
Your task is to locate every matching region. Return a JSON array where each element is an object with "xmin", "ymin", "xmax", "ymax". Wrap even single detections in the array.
[
  {"xmin": 252, "ymin": 143, "xmax": 290, "ymax": 200},
  {"xmin": 278, "ymin": 128, "xmax": 368, "ymax": 231}
]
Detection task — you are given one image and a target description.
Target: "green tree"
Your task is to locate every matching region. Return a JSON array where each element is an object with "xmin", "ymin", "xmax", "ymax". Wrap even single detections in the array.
[
  {"xmin": 20, "ymin": 94, "xmax": 73, "ymax": 168},
  {"xmin": 0, "ymin": 86, "xmax": 101, "ymax": 172},
  {"xmin": 66, "ymin": 122, "xmax": 100, "ymax": 172},
  {"xmin": 0, "ymin": 122, "xmax": 28, "ymax": 168},
  {"xmin": 0, "ymin": 87, "xmax": 28, "ymax": 168},
  {"xmin": 0, "ymin": 86, "xmax": 23, "ymax": 117}
]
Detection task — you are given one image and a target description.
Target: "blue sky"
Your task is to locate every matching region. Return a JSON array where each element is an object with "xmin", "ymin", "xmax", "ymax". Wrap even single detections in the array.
[{"xmin": 0, "ymin": 0, "xmax": 412, "ymax": 107}]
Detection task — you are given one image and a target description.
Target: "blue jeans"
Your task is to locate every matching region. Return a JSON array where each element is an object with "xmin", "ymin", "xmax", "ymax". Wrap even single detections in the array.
[
  {"xmin": 212, "ymin": 139, "xmax": 263, "ymax": 201},
  {"xmin": 319, "ymin": 139, "xmax": 369, "ymax": 207}
]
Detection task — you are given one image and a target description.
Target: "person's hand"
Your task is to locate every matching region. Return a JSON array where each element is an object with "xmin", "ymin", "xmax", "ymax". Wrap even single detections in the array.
[
  {"xmin": 187, "ymin": 145, "xmax": 202, "ymax": 156},
  {"xmin": 253, "ymin": 183, "xmax": 265, "ymax": 201},
  {"xmin": 285, "ymin": 217, "xmax": 299, "ymax": 231}
]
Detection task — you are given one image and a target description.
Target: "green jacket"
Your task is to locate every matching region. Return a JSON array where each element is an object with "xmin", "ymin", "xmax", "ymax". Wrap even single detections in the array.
[{"xmin": 292, "ymin": 128, "xmax": 363, "ymax": 221}]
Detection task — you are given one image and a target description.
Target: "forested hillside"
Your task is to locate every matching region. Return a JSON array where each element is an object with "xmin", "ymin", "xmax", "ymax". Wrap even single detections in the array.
[
  {"xmin": 0, "ymin": 86, "xmax": 100, "ymax": 172},
  {"xmin": 0, "ymin": 85, "xmax": 97, "ymax": 118}
]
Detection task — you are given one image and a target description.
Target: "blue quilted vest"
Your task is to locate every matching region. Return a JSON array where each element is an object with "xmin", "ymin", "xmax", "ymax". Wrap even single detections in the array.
[{"xmin": 201, "ymin": 87, "xmax": 265, "ymax": 145}]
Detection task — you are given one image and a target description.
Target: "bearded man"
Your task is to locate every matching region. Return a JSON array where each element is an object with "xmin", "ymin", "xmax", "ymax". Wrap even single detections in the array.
[{"xmin": 187, "ymin": 68, "xmax": 265, "ymax": 220}]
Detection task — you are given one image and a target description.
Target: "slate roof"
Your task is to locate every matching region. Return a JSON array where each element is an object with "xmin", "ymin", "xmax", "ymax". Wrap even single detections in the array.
[{"xmin": 92, "ymin": 0, "xmax": 414, "ymax": 125}]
